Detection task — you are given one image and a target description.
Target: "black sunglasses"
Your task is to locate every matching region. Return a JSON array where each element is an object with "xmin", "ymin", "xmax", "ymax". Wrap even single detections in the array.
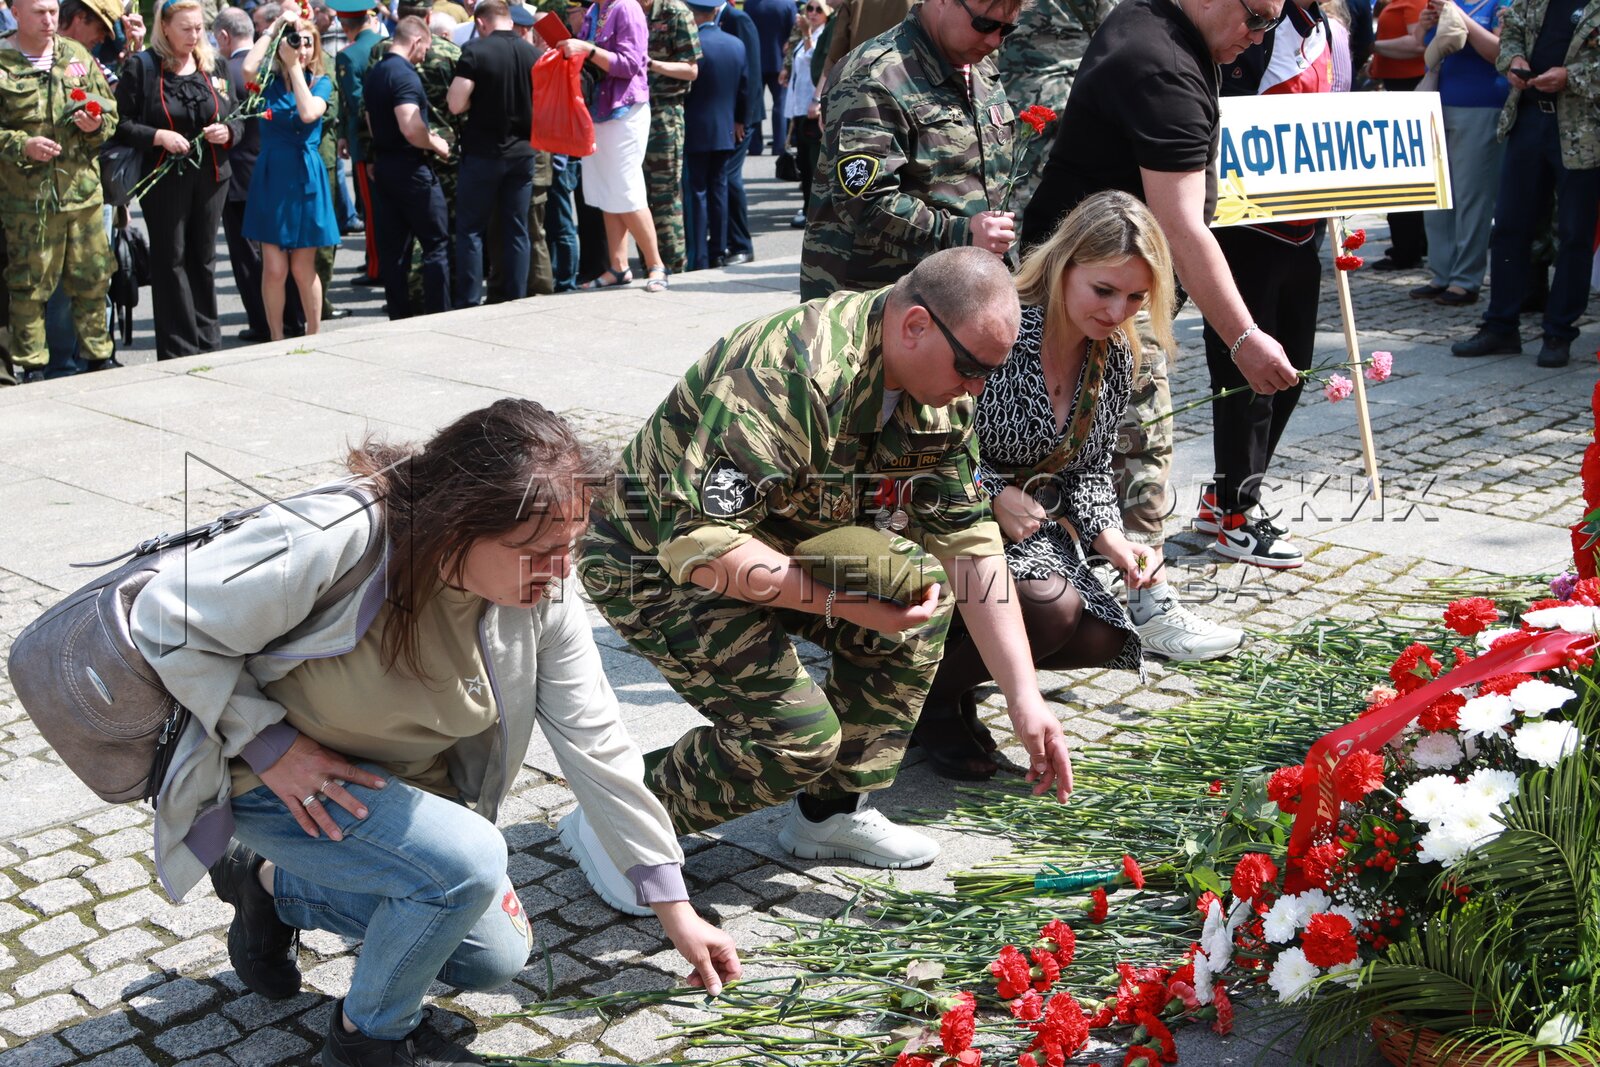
[
  {"xmin": 951, "ymin": 0, "xmax": 1017, "ymax": 38},
  {"xmin": 804, "ymin": 4, "xmax": 824, "ymax": 10},
  {"xmin": 1235, "ymin": 0, "xmax": 1284, "ymax": 32},
  {"xmin": 913, "ymin": 292, "xmax": 1003, "ymax": 381}
]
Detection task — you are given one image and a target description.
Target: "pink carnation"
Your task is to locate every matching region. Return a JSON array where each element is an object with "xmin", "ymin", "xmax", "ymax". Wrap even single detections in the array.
[
  {"xmin": 1365, "ymin": 351, "xmax": 1393, "ymax": 382},
  {"xmin": 1323, "ymin": 373, "xmax": 1354, "ymax": 403}
]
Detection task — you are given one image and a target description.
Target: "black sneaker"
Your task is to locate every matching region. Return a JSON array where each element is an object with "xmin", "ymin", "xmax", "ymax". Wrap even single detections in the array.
[
  {"xmin": 1215, "ymin": 514, "xmax": 1303, "ymax": 569},
  {"xmin": 1537, "ymin": 338, "xmax": 1572, "ymax": 368},
  {"xmin": 323, "ymin": 1002, "xmax": 484, "ymax": 1067},
  {"xmin": 209, "ymin": 842, "xmax": 301, "ymax": 1000},
  {"xmin": 1451, "ymin": 329, "xmax": 1521, "ymax": 358}
]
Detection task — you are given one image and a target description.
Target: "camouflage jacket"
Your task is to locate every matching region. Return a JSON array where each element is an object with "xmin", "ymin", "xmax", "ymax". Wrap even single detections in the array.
[
  {"xmin": 996, "ymin": 0, "xmax": 1112, "ymax": 112},
  {"xmin": 318, "ymin": 70, "xmax": 340, "ymax": 170},
  {"xmin": 335, "ymin": 26, "xmax": 383, "ymax": 163},
  {"xmin": 1497, "ymin": 0, "xmax": 1600, "ymax": 167},
  {"xmin": 590, "ymin": 287, "xmax": 1003, "ymax": 584},
  {"xmin": 646, "ymin": 0, "xmax": 700, "ymax": 103},
  {"xmin": 798, "ymin": 9, "xmax": 1014, "ymax": 300},
  {"xmin": 0, "ymin": 33, "xmax": 118, "ymax": 213}
]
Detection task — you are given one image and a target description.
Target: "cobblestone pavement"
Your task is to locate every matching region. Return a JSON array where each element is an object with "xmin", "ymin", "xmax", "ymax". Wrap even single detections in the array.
[{"xmin": 0, "ymin": 205, "xmax": 1596, "ymax": 1067}]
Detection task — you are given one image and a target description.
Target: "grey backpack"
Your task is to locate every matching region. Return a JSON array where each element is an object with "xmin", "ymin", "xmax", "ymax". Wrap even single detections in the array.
[{"xmin": 6, "ymin": 483, "xmax": 384, "ymax": 805}]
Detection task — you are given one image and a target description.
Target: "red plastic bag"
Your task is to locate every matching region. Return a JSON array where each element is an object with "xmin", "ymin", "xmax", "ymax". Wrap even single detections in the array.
[{"xmin": 530, "ymin": 49, "xmax": 595, "ymax": 157}]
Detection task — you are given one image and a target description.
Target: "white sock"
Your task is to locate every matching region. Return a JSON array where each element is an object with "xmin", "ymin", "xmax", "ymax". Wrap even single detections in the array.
[{"xmin": 1127, "ymin": 580, "xmax": 1174, "ymax": 625}]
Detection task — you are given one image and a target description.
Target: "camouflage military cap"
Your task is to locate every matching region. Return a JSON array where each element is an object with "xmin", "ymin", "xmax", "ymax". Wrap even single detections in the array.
[{"xmin": 83, "ymin": 0, "xmax": 121, "ymax": 35}]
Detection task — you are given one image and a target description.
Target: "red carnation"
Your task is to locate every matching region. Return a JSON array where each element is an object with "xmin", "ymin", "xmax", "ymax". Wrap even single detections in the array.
[
  {"xmin": 1342, "ymin": 228, "xmax": 1366, "ymax": 251},
  {"xmin": 70, "ymin": 87, "xmax": 86, "ymax": 101},
  {"xmin": 1419, "ymin": 692, "xmax": 1465, "ymax": 732},
  {"xmin": 1030, "ymin": 946, "xmax": 1061, "ymax": 992},
  {"xmin": 1209, "ymin": 779, "xmax": 1224, "ymax": 794},
  {"xmin": 1301, "ymin": 912, "xmax": 1359, "ymax": 968},
  {"xmin": 1122, "ymin": 854, "xmax": 1146, "ymax": 889},
  {"xmin": 1335, "ymin": 254, "xmax": 1363, "ymax": 271},
  {"xmin": 1088, "ymin": 886, "xmax": 1109, "ymax": 924},
  {"xmin": 893, "ymin": 1055, "xmax": 934, "ymax": 1067},
  {"xmin": 1039, "ymin": 919, "xmax": 1076, "ymax": 968},
  {"xmin": 1137, "ymin": 1010, "xmax": 1177, "ymax": 1063},
  {"xmin": 1300, "ymin": 840, "xmax": 1346, "ymax": 891},
  {"xmin": 1087, "ymin": 1003, "xmax": 1114, "ymax": 1029},
  {"xmin": 1333, "ymin": 750, "xmax": 1385, "ymax": 803},
  {"xmin": 1196, "ymin": 890, "xmax": 1220, "ymax": 917},
  {"xmin": 1011, "ymin": 988, "xmax": 1044, "ymax": 1021},
  {"xmin": 1389, "ymin": 642, "xmax": 1442, "ymax": 694},
  {"xmin": 245, "ymin": 79, "xmax": 261, "ymax": 92},
  {"xmin": 1212, "ymin": 983, "xmax": 1234, "ymax": 1035},
  {"xmin": 940, "ymin": 991, "xmax": 976, "ymax": 1056},
  {"xmin": 84, "ymin": 99, "xmax": 102, "ymax": 117},
  {"xmin": 989, "ymin": 944, "xmax": 1031, "ymax": 1000},
  {"xmin": 1019, "ymin": 104, "xmax": 1057, "ymax": 134},
  {"xmin": 1479, "ymin": 672, "xmax": 1533, "ymax": 696},
  {"xmin": 263, "ymin": 108, "xmax": 273, "ymax": 121},
  {"xmin": 1266, "ymin": 765, "xmax": 1305, "ymax": 813},
  {"xmin": 1230, "ymin": 853, "xmax": 1278, "ymax": 902},
  {"xmin": 1443, "ymin": 596, "xmax": 1500, "ymax": 636},
  {"xmin": 1123, "ymin": 1046, "xmax": 1162, "ymax": 1067},
  {"xmin": 1572, "ymin": 576, "xmax": 1600, "ymax": 604}
]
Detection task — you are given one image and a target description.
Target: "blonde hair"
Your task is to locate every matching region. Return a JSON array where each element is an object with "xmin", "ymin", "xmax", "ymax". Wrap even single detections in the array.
[
  {"xmin": 1014, "ymin": 189, "xmax": 1177, "ymax": 374},
  {"xmin": 151, "ymin": 0, "xmax": 218, "ymax": 74},
  {"xmin": 276, "ymin": 19, "xmax": 326, "ymax": 77}
]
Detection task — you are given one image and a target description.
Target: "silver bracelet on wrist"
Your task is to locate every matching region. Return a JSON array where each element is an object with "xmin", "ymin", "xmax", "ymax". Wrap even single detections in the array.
[
  {"xmin": 824, "ymin": 588, "xmax": 838, "ymax": 629},
  {"xmin": 1228, "ymin": 323, "xmax": 1258, "ymax": 363}
]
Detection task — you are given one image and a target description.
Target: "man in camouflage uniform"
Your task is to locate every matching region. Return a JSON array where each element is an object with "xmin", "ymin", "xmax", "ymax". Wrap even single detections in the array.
[
  {"xmin": 0, "ymin": 0, "xmax": 117, "ymax": 381},
  {"xmin": 643, "ymin": 0, "xmax": 699, "ymax": 275},
  {"xmin": 1449, "ymin": 0, "xmax": 1600, "ymax": 367},
  {"xmin": 578, "ymin": 248, "xmax": 1073, "ymax": 861},
  {"xmin": 993, "ymin": 0, "xmax": 1109, "ymax": 218},
  {"xmin": 799, "ymin": 0, "xmax": 1019, "ymax": 300}
]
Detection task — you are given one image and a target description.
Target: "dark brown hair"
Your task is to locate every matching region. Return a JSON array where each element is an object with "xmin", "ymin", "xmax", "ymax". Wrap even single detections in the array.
[{"xmin": 347, "ymin": 398, "xmax": 612, "ymax": 679}]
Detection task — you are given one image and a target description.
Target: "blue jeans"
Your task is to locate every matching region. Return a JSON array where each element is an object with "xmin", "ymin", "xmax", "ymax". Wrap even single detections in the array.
[
  {"xmin": 335, "ymin": 155, "xmax": 359, "ymax": 231},
  {"xmin": 455, "ymin": 153, "xmax": 536, "ymax": 307},
  {"xmin": 546, "ymin": 157, "xmax": 581, "ymax": 292},
  {"xmin": 230, "ymin": 773, "xmax": 531, "ymax": 1040},
  {"xmin": 722, "ymin": 125, "xmax": 754, "ymax": 257},
  {"xmin": 1482, "ymin": 103, "xmax": 1600, "ymax": 343}
]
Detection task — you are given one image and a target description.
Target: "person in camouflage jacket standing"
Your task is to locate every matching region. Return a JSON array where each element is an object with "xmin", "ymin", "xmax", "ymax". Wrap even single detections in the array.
[
  {"xmin": 578, "ymin": 248, "xmax": 1074, "ymax": 866},
  {"xmin": 643, "ymin": 0, "xmax": 699, "ymax": 275},
  {"xmin": 0, "ymin": 0, "xmax": 116, "ymax": 379},
  {"xmin": 798, "ymin": 0, "xmax": 1020, "ymax": 301},
  {"xmin": 994, "ymin": 0, "xmax": 1111, "ymax": 217}
]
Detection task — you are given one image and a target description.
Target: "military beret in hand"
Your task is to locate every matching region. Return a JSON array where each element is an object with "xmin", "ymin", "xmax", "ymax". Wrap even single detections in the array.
[{"xmin": 792, "ymin": 527, "xmax": 944, "ymax": 606}]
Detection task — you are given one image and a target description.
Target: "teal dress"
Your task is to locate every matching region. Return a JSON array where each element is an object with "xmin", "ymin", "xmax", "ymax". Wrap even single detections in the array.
[{"xmin": 243, "ymin": 73, "xmax": 339, "ymax": 250}]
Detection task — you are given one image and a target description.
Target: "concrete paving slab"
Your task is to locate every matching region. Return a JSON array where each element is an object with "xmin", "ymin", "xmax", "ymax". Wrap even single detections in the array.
[
  {"xmin": 1303, "ymin": 509, "xmax": 1570, "ymax": 574},
  {"xmin": 0, "ymin": 478, "xmax": 187, "ymax": 591}
]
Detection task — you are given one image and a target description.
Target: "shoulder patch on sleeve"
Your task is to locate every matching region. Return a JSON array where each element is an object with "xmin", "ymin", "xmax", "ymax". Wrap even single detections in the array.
[
  {"xmin": 701, "ymin": 456, "xmax": 761, "ymax": 518},
  {"xmin": 836, "ymin": 154, "xmax": 879, "ymax": 198}
]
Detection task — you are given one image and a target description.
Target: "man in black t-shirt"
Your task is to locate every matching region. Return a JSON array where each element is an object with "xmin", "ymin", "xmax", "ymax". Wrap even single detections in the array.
[
  {"xmin": 365, "ymin": 15, "xmax": 454, "ymax": 320},
  {"xmin": 446, "ymin": 0, "xmax": 541, "ymax": 307},
  {"xmin": 1021, "ymin": 0, "xmax": 1299, "ymax": 664}
]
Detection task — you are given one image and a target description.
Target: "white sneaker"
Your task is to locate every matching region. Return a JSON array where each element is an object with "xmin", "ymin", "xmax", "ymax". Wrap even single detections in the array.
[
  {"xmin": 1134, "ymin": 597, "xmax": 1245, "ymax": 662},
  {"xmin": 776, "ymin": 798, "xmax": 940, "ymax": 869},
  {"xmin": 557, "ymin": 807, "xmax": 653, "ymax": 917}
]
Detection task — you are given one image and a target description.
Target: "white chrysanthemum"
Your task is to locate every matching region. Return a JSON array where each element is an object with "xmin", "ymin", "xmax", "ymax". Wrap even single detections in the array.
[
  {"xmin": 1192, "ymin": 948, "xmax": 1214, "ymax": 1003},
  {"xmin": 1267, "ymin": 947, "xmax": 1321, "ymax": 1003},
  {"xmin": 1509, "ymin": 679, "xmax": 1577, "ymax": 717},
  {"xmin": 1400, "ymin": 775, "xmax": 1461, "ymax": 824},
  {"xmin": 1410, "ymin": 732, "xmax": 1464, "ymax": 770},
  {"xmin": 1475, "ymin": 627, "xmax": 1520, "ymax": 650},
  {"xmin": 1522, "ymin": 605, "xmax": 1600, "ymax": 633},
  {"xmin": 1463, "ymin": 768, "xmax": 1519, "ymax": 808},
  {"xmin": 1441, "ymin": 805, "xmax": 1503, "ymax": 851},
  {"xmin": 1416, "ymin": 824, "xmax": 1471, "ymax": 866},
  {"xmin": 1513, "ymin": 720, "xmax": 1583, "ymax": 768},
  {"xmin": 1328, "ymin": 903, "xmax": 1364, "ymax": 927},
  {"xmin": 1200, "ymin": 899, "xmax": 1230, "ymax": 967},
  {"xmin": 1262, "ymin": 897, "xmax": 1301, "ymax": 944},
  {"xmin": 1458, "ymin": 694, "xmax": 1515, "ymax": 740},
  {"xmin": 1326, "ymin": 961, "xmax": 1362, "ymax": 987}
]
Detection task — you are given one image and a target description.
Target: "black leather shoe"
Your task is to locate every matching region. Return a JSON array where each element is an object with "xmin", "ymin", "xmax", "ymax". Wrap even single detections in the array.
[
  {"xmin": 1436, "ymin": 288, "xmax": 1478, "ymax": 306},
  {"xmin": 17, "ymin": 367, "xmax": 47, "ymax": 383},
  {"xmin": 210, "ymin": 842, "xmax": 301, "ymax": 1000},
  {"xmin": 1537, "ymin": 338, "xmax": 1572, "ymax": 367},
  {"xmin": 1409, "ymin": 283, "xmax": 1446, "ymax": 300},
  {"xmin": 351, "ymin": 273, "xmax": 382, "ymax": 287},
  {"xmin": 238, "ymin": 327, "xmax": 269, "ymax": 343},
  {"xmin": 1369, "ymin": 257, "xmax": 1420, "ymax": 272},
  {"xmin": 720, "ymin": 251, "xmax": 754, "ymax": 266},
  {"xmin": 325, "ymin": 307, "xmax": 352, "ymax": 320},
  {"xmin": 323, "ymin": 1002, "xmax": 484, "ymax": 1066},
  {"xmin": 82, "ymin": 357, "xmax": 124, "ymax": 372},
  {"xmin": 1451, "ymin": 329, "xmax": 1521, "ymax": 358}
]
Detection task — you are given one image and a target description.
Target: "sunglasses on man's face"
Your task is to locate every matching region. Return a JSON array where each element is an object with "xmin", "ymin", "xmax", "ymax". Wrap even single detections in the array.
[
  {"xmin": 951, "ymin": 0, "xmax": 1017, "ymax": 38},
  {"xmin": 1235, "ymin": 0, "xmax": 1284, "ymax": 32},
  {"xmin": 913, "ymin": 293, "xmax": 1003, "ymax": 381}
]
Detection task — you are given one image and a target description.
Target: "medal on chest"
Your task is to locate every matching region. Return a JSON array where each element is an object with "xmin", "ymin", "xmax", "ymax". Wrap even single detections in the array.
[{"xmin": 872, "ymin": 477, "xmax": 909, "ymax": 532}]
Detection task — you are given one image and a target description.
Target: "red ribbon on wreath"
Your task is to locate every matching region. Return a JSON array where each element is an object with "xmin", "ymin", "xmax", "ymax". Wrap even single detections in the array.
[{"xmin": 1283, "ymin": 627, "xmax": 1597, "ymax": 892}]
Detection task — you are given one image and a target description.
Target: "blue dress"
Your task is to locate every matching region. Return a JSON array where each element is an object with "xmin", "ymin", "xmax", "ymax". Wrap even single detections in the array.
[{"xmin": 242, "ymin": 73, "xmax": 339, "ymax": 250}]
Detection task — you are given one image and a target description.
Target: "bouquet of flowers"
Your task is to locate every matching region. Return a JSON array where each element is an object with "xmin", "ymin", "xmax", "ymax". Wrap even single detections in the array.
[{"xmin": 1200, "ymin": 591, "xmax": 1600, "ymax": 1064}]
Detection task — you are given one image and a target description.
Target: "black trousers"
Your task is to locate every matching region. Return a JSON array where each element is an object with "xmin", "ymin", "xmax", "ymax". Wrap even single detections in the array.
[
  {"xmin": 140, "ymin": 166, "xmax": 227, "ymax": 360},
  {"xmin": 371, "ymin": 154, "xmax": 451, "ymax": 319},
  {"xmin": 1200, "ymin": 226, "xmax": 1321, "ymax": 515},
  {"xmin": 1380, "ymin": 77, "xmax": 1428, "ymax": 265}
]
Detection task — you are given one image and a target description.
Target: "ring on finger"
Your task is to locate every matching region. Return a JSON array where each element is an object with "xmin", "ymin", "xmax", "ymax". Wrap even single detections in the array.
[{"xmin": 301, "ymin": 793, "xmax": 322, "ymax": 808}]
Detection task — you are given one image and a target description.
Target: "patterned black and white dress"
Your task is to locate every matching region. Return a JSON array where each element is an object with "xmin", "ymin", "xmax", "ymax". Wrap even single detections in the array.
[{"xmin": 972, "ymin": 304, "xmax": 1143, "ymax": 673}]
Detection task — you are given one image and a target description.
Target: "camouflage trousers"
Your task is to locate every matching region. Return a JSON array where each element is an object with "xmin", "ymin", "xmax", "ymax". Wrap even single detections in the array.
[
  {"xmin": 3, "ymin": 205, "xmax": 112, "ymax": 367},
  {"xmin": 1110, "ymin": 320, "xmax": 1172, "ymax": 546},
  {"xmin": 645, "ymin": 100, "xmax": 687, "ymax": 275},
  {"xmin": 577, "ymin": 530, "xmax": 952, "ymax": 834}
]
